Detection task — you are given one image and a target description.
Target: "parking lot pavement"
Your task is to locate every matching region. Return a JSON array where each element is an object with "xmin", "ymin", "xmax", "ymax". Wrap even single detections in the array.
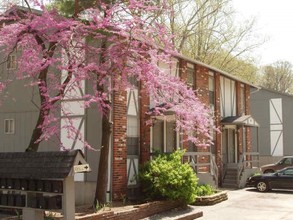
[
  {"xmin": 143, "ymin": 188, "xmax": 293, "ymax": 220},
  {"xmin": 199, "ymin": 188, "xmax": 293, "ymax": 220}
]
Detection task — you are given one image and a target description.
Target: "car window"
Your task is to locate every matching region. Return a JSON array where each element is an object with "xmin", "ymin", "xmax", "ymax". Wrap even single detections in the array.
[
  {"xmin": 283, "ymin": 158, "xmax": 291, "ymax": 165},
  {"xmin": 278, "ymin": 158, "xmax": 285, "ymax": 164},
  {"xmin": 283, "ymin": 169, "xmax": 293, "ymax": 176}
]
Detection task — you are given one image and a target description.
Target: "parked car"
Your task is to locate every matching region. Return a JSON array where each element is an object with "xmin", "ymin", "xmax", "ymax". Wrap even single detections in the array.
[
  {"xmin": 246, "ymin": 167, "xmax": 293, "ymax": 192},
  {"xmin": 260, "ymin": 156, "xmax": 293, "ymax": 173}
]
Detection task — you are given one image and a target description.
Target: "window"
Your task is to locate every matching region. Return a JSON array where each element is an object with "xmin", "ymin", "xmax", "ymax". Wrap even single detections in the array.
[
  {"xmin": 282, "ymin": 158, "xmax": 293, "ymax": 165},
  {"xmin": 209, "ymin": 72, "xmax": 215, "ymax": 140},
  {"xmin": 152, "ymin": 118, "xmax": 178, "ymax": 153},
  {"xmin": 283, "ymin": 168, "xmax": 293, "ymax": 176},
  {"xmin": 4, "ymin": 119, "xmax": 15, "ymax": 134},
  {"xmin": 127, "ymin": 116, "xmax": 139, "ymax": 155},
  {"xmin": 209, "ymin": 72, "xmax": 215, "ymax": 107},
  {"xmin": 186, "ymin": 63, "xmax": 195, "ymax": 88},
  {"xmin": 240, "ymin": 84, "xmax": 245, "ymax": 115},
  {"xmin": 7, "ymin": 55, "xmax": 17, "ymax": 70}
]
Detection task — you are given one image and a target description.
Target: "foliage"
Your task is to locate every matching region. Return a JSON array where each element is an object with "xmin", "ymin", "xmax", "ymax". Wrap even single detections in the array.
[
  {"xmin": 93, "ymin": 199, "xmax": 112, "ymax": 212},
  {"xmin": 195, "ymin": 184, "xmax": 216, "ymax": 197},
  {"xmin": 48, "ymin": 0, "xmax": 96, "ymax": 17},
  {"xmin": 258, "ymin": 60, "xmax": 293, "ymax": 94},
  {"xmin": 0, "ymin": 0, "xmax": 213, "ymax": 204},
  {"xmin": 0, "ymin": 0, "xmax": 212, "ymax": 151},
  {"xmin": 139, "ymin": 150, "xmax": 198, "ymax": 204},
  {"xmin": 157, "ymin": 0, "xmax": 263, "ymax": 83}
]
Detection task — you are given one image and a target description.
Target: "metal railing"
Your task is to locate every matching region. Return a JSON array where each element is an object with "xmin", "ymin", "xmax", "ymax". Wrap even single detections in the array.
[
  {"xmin": 237, "ymin": 152, "xmax": 260, "ymax": 184},
  {"xmin": 183, "ymin": 152, "xmax": 218, "ymax": 186}
]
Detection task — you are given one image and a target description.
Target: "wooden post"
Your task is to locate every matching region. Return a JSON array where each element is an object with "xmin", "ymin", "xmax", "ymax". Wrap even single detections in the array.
[{"xmin": 62, "ymin": 176, "xmax": 75, "ymax": 220}]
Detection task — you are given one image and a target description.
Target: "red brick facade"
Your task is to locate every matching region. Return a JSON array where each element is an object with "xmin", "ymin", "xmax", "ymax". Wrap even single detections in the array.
[
  {"xmin": 140, "ymin": 83, "xmax": 151, "ymax": 164},
  {"xmin": 112, "ymin": 91, "xmax": 128, "ymax": 200},
  {"xmin": 214, "ymin": 72, "xmax": 222, "ymax": 180},
  {"xmin": 110, "ymin": 56, "xmax": 254, "ymax": 199}
]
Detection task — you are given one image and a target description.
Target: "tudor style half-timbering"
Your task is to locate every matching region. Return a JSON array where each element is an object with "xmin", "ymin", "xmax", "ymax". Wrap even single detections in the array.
[
  {"xmin": 0, "ymin": 32, "xmax": 260, "ymax": 206},
  {"xmin": 140, "ymin": 56, "xmax": 260, "ymax": 189},
  {"xmin": 251, "ymin": 87, "xmax": 293, "ymax": 166}
]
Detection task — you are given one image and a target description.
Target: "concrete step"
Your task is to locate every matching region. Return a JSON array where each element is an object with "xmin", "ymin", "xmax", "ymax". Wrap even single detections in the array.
[
  {"xmin": 225, "ymin": 174, "xmax": 237, "ymax": 178},
  {"xmin": 222, "ymin": 182, "xmax": 238, "ymax": 188},
  {"xmin": 223, "ymin": 179, "xmax": 237, "ymax": 184}
]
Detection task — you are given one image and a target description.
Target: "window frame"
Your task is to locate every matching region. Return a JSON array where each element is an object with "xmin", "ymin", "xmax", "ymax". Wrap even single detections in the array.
[
  {"xmin": 6, "ymin": 54, "xmax": 17, "ymax": 70},
  {"xmin": 4, "ymin": 119, "xmax": 15, "ymax": 135},
  {"xmin": 186, "ymin": 63, "xmax": 195, "ymax": 88}
]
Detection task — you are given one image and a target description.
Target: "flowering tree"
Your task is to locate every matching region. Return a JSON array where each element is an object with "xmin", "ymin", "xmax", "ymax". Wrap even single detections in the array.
[{"xmin": 0, "ymin": 0, "xmax": 213, "ymax": 204}]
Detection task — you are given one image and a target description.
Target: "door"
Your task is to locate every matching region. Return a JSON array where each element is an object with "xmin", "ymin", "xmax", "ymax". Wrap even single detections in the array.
[{"xmin": 222, "ymin": 128, "xmax": 237, "ymax": 165}]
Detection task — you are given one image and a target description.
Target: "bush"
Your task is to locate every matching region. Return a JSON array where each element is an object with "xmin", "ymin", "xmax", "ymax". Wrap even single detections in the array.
[
  {"xmin": 195, "ymin": 184, "xmax": 216, "ymax": 197},
  {"xmin": 139, "ymin": 150, "xmax": 198, "ymax": 204}
]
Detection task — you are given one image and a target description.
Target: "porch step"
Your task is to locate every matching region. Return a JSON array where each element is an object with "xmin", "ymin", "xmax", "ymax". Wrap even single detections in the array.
[
  {"xmin": 222, "ymin": 182, "xmax": 238, "ymax": 188},
  {"xmin": 222, "ymin": 167, "xmax": 238, "ymax": 188}
]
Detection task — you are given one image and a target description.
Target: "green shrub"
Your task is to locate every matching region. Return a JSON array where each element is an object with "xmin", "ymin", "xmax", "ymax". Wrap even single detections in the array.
[
  {"xmin": 195, "ymin": 184, "xmax": 216, "ymax": 197},
  {"xmin": 139, "ymin": 150, "xmax": 198, "ymax": 204}
]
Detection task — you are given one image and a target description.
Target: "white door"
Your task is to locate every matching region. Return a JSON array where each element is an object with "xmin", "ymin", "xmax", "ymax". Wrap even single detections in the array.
[{"xmin": 222, "ymin": 128, "xmax": 237, "ymax": 164}]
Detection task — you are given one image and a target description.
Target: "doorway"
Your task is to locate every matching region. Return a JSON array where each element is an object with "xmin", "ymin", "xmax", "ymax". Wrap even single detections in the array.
[{"xmin": 222, "ymin": 128, "xmax": 237, "ymax": 165}]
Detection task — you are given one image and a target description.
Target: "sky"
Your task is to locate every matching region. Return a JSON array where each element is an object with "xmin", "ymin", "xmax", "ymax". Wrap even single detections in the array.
[{"xmin": 232, "ymin": 0, "xmax": 293, "ymax": 66}]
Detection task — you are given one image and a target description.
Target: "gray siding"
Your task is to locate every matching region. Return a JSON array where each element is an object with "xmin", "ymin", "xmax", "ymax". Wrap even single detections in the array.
[
  {"xmin": 251, "ymin": 88, "xmax": 293, "ymax": 156},
  {"xmin": 85, "ymin": 107, "xmax": 102, "ymax": 182},
  {"xmin": 0, "ymin": 75, "xmax": 60, "ymax": 152}
]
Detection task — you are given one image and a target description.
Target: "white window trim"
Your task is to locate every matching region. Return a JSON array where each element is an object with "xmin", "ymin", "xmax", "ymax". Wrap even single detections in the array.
[
  {"xmin": 6, "ymin": 54, "xmax": 17, "ymax": 70},
  {"xmin": 4, "ymin": 119, "xmax": 15, "ymax": 134},
  {"xmin": 150, "ymin": 117, "xmax": 180, "ymax": 154}
]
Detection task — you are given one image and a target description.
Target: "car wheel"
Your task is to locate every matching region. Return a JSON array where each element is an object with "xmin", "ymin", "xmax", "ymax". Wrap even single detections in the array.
[
  {"xmin": 264, "ymin": 169, "xmax": 274, "ymax": 174},
  {"xmin": 256, "ymin": 181, "xmax": 269, "ymax": 192}
]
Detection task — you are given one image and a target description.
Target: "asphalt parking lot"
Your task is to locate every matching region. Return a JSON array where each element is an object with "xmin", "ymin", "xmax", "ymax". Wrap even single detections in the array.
[
  {"xmin": 144, "ymin": 188, "xmax": 293, "ymax": 220},
  {"xmin": 199, "ymin": 188, "xmax": 293, "ymax": 220}
]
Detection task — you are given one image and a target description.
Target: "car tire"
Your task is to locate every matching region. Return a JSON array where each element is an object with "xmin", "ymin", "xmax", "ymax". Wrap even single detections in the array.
[
  {"xmin": 256, "ymin": 181, "xmax": 269, "ymax": 192},
  {"xmin": 264, "ymin": 169, "xmax": 274, "ymax": 174}
]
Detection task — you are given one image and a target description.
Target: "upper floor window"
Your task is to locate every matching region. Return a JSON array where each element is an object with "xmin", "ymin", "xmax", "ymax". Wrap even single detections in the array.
[
  {"xmin": 240, "ymin": 84, "xmax": 245, "ymax": 115},
  {"xmin": 209, "ymin": 72, "xmax": 215, "ymax": 108},
  {"xmin": 128, "ymin": 75, "xmax": 139, "ymax": 88},
  {"xmin": 7, "ymin": 54, "xmax": 17, "ymax": 70},
  {"xmin": 4, "ymin": 119, "xmax": 15, "ymax": 134},
  {"xmin": 158, "ymin": 58, "xmax": 179, "ymax": 77},
  {"xmin": 186, "ymin": 63, "xmax": 195, "ymax": 88},
  {"xmin": 209, "ymin": 72, "xmax": 215, "ymax": 140}
]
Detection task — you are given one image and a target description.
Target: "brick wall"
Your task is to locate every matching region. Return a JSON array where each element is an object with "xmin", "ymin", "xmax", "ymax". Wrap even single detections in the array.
[
  {"xmin": 245, "ymin": 84, "xmax": 252, "ymax": 155},
  {"xmin": 235, "ymin": 82, "xmax": 243, "ymax": 160},
  {"xmin": 214, "ymin": 72, "xmax": 222, "ymax": 181},
  {"xmin": 195, "ymin": 65, "xmax": 209, "ymax": 106},
  {"xmin": 75, "ymin": 200, "xmax": 202, "ymax": 220},
  {"xmin": 139, "ymin": 83, "xmax": 151, "ymax": 164},
  {"xmin": 195, "ymin": 65, "xmax": 210, "ymax": 172},
  {"xmin": 112, "ymin": 91, "xmax": 127, "ymax": 200}
]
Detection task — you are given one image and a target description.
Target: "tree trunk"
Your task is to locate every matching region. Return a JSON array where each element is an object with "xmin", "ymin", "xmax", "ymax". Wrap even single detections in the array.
[
  {"xmin": 94, "ymin": 108, "xmax": 112, "ymax": 205},
  {"xmin": 25, "ymin": 107, "xmax": 48, "ymax": 152}
]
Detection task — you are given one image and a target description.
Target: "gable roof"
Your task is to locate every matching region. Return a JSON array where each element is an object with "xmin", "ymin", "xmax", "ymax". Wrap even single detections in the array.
[
  {"xmin": 0, "ymin": 150, "xmax": 87, "ymax": 179},
  {"xmin": 221, "ymin": 115, "xmax": 259, "ymax": 127}
]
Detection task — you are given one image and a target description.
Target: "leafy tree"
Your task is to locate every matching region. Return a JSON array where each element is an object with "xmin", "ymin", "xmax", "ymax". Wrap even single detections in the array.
[
  {"xmin": 48, "ymin": 0, "xmax": 96, "ymax": 17},
  {"xmin": 157, "ymin": 0, "xmax": 263, "ymax": 82},
  {"xmin": 0, "ymin": 0, "xmax": 212, "ymax": 204},
  {"xmin": 259, "ymin": 61, "xmax": 293, "ymax": 94}
]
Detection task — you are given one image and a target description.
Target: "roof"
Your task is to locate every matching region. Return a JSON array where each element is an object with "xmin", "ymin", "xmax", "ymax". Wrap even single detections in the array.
[
  {"xmin": 221, "ymin": 115, "xmax": 259, "ymax": 127},
  {"xmin": 0, "ymin": 150, "xmax": 88, "ymax": 179},
  {"xmin": 252, "ymin": 86, "xmax": 293, "ymax": 98},
  {"xmin": 175, "ymin": 53, "xmax": 259, "ymax": 89}
]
